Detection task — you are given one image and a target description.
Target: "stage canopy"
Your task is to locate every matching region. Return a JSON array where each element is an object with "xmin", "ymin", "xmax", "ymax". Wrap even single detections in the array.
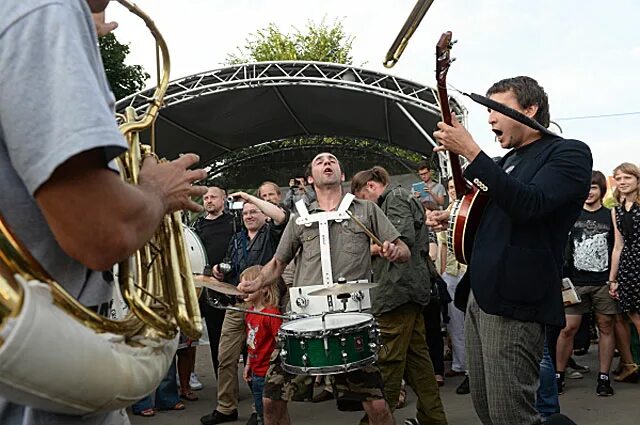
[{"xmin": 116, "ymin": 61, "xmax": 466, "ymax": 188}]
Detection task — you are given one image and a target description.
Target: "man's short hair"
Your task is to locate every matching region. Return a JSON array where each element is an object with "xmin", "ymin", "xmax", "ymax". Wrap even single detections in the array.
[
  {"xmin": 416, "ymin": 160, "xmax": 431, "ymax": 172},
  {"xmin": 258, "ymin": 181, "xmax": 281, "ymax": 196},
  {"xmin": 486, "ymin": 76, "xmax": 550, "ymax": 128},
  {"xmin": 591, "ymin": 170, "xmax": 607, "ymax": 200},
  {"xmin": 206, "ymin": 186, "xmax": 226, "ymax": 196}
]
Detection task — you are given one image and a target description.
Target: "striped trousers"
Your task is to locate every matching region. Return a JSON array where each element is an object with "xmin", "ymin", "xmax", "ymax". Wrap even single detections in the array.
[{"xmin": 465, "ymin": 293, "xmax": 544, "ymax": 425}]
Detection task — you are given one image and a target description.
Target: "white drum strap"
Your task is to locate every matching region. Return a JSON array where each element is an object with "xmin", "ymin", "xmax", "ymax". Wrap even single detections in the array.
[{"xmin": 294, "ymin": 194, "xmax": 354, "ymax": 286}]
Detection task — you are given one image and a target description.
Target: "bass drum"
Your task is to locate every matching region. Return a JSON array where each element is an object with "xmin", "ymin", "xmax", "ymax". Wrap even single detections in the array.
[{"xmin": 183, "ymin": 224, "xmax": 207, "ymax": 275}]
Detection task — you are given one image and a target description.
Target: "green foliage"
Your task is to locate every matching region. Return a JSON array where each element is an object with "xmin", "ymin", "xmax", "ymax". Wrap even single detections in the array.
[
  {"xmin": 99, "ymin": 33, "xmax": 149, "ymax": 100},
  {"xmin": 226, "ymin": 19, "xmax": 354, "ymax": 64},
  {"xmin": 603, "ymin": 196, "xmax": 618, "ymax": 209},
  {"xmin": 214, "ymin": 19, "xmax": 427, "ymax": 191}
]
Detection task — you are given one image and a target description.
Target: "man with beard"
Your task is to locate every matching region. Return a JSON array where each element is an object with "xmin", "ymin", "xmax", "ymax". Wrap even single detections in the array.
[
  {"xmin": 351, "ymin": 165, "xmax": 448, "ymax": 425},
  {"xmin": 556, "ymin": 171, "xmax": 619, "ymax": 396},
  {"xmin": 429, "ymin": 76, "xmax": 592, "ymax": 425},
  {"xmin": 239, "ymin": 152, "xmax": 410, "ymax": 425},
  {"xmin": 192, "ymin": 186, "xmax": 235, "ymax": 384}
]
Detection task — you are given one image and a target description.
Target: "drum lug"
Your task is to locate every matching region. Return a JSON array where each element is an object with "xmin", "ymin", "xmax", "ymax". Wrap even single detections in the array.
[
  {"xmin": 340, "ymin": 336, "xmax": 347, "ymax": 347},
  {"xmin": 341, "ymin": 351, "xmax": 348, "ymax": 363},
  {"xmin": 368, "ymin": 342, "xmax": 379, "ymax": 352},
  {"xmin": 302, "ymin": 354, "xmax": 309, "ymax": 366},
  {"xmin": 300, "ymin": 339, "xmax": 306, "ymax": 350}
]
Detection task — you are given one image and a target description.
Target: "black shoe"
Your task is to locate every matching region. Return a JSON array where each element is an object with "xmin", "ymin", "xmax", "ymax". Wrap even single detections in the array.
[
  {"xmin": 556, "ymin": 374, "xmax": 565, "ymax": 395},
  {"xmin": 567, "ymin": 357, "xmax": 590, "ymax": 373},
  {"xmin": 456, "ymin": 376, "xmax": 470, "ymax": 394},
  {"xmin": 573, "ymin": 347, "xmax": 589, "ymax": 356},
  {"xmin": 596, "ymin": 377, "xmax": 614, "ymax": 397},
  {"xmin": 200, "ymin": 410, "xmax": 238, "ymax": 425},
  {"xmin": 246, "ymin": 412, "xmax": 259, "ymax": 425}
]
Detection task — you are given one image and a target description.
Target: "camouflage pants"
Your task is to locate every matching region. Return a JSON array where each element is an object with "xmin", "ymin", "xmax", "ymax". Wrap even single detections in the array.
[{"xmin": 263, "ymin": 349, "xmax": 385, "ymax": 409}]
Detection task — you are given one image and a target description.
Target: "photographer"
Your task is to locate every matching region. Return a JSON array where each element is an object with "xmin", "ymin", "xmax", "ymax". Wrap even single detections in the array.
[
  {"xmin": 202, "ymin": 191, "xmax": 288, "ymax": 425},
  {"xmin": 283, "ymin": 174, "xmax": 316, "ymax": 211}
]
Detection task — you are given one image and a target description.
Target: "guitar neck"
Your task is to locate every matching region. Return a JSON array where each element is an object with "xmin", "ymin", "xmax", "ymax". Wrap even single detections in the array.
[{"xmin": 437, "ymin": 84, "xmax": 468, "ymax": 198}]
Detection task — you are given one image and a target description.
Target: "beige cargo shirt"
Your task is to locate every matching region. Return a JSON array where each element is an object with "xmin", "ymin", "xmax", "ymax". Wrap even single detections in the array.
[{"xmin": 274, "ymin": 195, "xmax": 401, "ymax": 287}]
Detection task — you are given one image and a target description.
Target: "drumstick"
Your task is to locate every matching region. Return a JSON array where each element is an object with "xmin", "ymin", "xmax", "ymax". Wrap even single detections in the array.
[{"xmin": 346, "ymin": 210, "xmax": 384, "ymax": 247}]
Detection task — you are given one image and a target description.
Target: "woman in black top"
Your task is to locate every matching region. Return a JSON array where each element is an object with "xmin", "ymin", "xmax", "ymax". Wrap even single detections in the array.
[{"xmin": 609, "ymin": 162, "xmax": 640, "ymax": 382}]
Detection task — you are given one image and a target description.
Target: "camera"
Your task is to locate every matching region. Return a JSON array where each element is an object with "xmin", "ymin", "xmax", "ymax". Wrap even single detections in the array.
[
  {"xmin": 289, "ymin": 177, "xmax": 305, "ymax": 189},
  {"xmin": 226, "ymin": 196, "xmax": 244, "ymax": 211},
  {"xmin": 218, "ymin": 262, "xmax": 232, "ymax": 274}
]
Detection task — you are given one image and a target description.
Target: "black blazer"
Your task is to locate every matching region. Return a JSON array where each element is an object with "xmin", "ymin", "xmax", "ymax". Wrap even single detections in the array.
[{"xmin": 456, "ymin": 135, "xmax": 592, "ymax": 327}]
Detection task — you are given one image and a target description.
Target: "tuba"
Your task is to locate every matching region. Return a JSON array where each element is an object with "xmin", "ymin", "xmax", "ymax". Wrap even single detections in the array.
[{"xmin": 0, "ymin": 0, "xmax": 202, "ymax": 415}]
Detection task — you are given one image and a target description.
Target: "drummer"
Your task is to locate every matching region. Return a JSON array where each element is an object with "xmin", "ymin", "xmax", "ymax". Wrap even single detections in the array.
[{"xmin": 239, "ymin": 152, "xmax": 410, "ymax": 425}]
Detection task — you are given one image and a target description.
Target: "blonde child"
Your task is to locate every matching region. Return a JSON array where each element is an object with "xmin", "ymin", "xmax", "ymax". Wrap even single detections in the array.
[{"xmin": 240, "ymin": 265, "xmax": 283, "ymax": 425}]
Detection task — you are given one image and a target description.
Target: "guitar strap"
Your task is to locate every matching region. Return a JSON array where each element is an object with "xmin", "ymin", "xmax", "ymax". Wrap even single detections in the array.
[{"xmin": 463, "ymin": 92, "xmax": 560, "ymax": 138}]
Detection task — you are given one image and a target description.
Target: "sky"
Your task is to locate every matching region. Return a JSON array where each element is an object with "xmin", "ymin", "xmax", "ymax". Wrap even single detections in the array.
[{"xmin": 109, "ymin": 0, "xmax": 639, "ymax": 176}]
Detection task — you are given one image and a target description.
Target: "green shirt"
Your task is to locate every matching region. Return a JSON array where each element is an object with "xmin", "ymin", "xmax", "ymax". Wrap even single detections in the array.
[
  {"xmin": 274, "ymin": 194, "xmax": 401, "ymax": 287},
  {"xmin": 371, "ymin": 184, "xmax": 431, "ymax": 314}
]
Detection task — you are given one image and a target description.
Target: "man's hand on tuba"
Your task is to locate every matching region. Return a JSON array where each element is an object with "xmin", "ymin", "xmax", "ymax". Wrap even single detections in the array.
[{"xmin": 139, "ymin": 153, "xmax": 208, "ymax": 214}]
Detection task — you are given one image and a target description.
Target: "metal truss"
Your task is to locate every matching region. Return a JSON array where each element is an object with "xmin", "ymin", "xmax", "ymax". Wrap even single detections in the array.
[{"xmin": 116, "ymin": 61, "xmax": 468, "ymax": 180}]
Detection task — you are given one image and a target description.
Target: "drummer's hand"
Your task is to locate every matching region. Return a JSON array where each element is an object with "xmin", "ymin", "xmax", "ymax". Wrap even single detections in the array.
[
  {"xmin": 212, "ymin": 265, "xmax": 224, "ymax": 280},
  {"xmin": 426, "ymin": 209, "xmax": 449, "ymax": 232},
  {"xmin": 243, "ymin": 365, "xmax": 251, "ymax": 382},
  {"xmin": 238, "ymin": 275, "xmax": 264, "ymax": 298},
  {"xmin": 381, "ymin": 240, "xmax": 399, "ymax": 262}
]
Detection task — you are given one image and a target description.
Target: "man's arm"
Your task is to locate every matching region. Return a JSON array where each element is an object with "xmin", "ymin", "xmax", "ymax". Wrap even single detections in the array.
[
  {"xmin": 237, "ymin": 256, "xmax": 287, "ymax": 296},
  {"xmin": 230, "ymin": 191, "xmax": 286, "ymax": 225},
  {"xmin": 35, "ymin": 149, "xmax": 206, "ymax": 271},
  {"xmin": 428, "ymin": 184, "xmax": 446, "ymax": 206},
  {"xmin": 462, "ymin": 141, "xmax": 592, "ymax": 221}
]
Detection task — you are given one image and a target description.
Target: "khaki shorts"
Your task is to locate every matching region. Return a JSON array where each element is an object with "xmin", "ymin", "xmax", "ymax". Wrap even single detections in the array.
[
  {"xmin": 263, "ymin": 349, "xmax": 384, "ymax": 410},
  {"xmin": 565, "ymin": 285, "xmax": 620, "ymax": 316}
]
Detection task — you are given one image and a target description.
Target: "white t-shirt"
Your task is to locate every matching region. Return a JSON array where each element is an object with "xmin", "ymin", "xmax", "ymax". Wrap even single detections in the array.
[{"xmin": 0, "ymin": 1, "xmax": 129, "ymax": 424}]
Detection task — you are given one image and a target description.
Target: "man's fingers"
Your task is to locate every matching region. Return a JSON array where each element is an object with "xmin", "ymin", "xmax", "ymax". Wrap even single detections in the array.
[
  {"xmin": 450, "ymin": 112, "xmax": 461, "ymax": 127},
  {"xmin": 189, "ymin": 185, "xmax": 208, "ymax": 197},
  {"xmin": 186, "ymin": 168, "xmax": 207, "ymax": 182},
  {"xmin": 172, "ymin": 153, "xmax": 201, "ymax": 169},
  {"xmin": 184, "ymin": 200, "xmax": 204, "ymax": 213}
]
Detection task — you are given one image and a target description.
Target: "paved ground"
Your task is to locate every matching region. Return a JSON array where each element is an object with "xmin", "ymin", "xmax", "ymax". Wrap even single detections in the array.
[{"xmin": 130, "ymin": 345, "xmax": 639, "ymax": 425}]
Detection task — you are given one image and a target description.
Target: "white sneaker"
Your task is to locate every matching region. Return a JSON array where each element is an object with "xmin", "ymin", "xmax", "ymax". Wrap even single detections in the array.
[
  {"xmin": 190, "ymin": 372, "xmax": 203, "ymax": 390},
  {"xmin": 566, "ymin": 370, "xmax": 583, "ymax": 379}
]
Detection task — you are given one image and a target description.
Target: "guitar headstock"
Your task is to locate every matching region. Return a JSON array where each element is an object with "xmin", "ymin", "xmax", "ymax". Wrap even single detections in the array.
[{"xmin": 436, "ymin": 31, "xmax": 454, "ymax": 87}]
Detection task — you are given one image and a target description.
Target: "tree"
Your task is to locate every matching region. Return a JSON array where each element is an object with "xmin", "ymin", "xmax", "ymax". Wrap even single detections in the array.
[
  {"xmin": 226, "ymin": 19, "xmax": 354, "ymax": 65},
  {"xmin": 214, "ymin": 20, "xmax": 430, "ymax": 191},
  {"xmin": 99, "ymin": 33, "xmax": 149, "ymax": 100}
]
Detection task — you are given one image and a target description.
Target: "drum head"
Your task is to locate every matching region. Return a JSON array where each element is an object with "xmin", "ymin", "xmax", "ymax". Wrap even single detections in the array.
[
  {"xmin": 183, "ymin": 225, "xmax": 207, "ymax": 275},
  {"xmin": 282, "ymin": 312, "xmax": 372, "ymax": 332}
]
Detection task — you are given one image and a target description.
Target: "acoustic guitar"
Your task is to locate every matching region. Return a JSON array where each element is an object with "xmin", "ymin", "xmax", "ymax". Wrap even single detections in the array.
[{"xmin": 435, "ymin": 31, "xmax": 489, "ymax": 265}]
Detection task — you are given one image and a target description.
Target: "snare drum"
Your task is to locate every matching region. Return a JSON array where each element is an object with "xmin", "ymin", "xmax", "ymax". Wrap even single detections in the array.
[
  {"xmin": 183, "ymin": 225, "xmax": 207, "ymax": 275},
  {"xmin": 277, "ymin": 312, "xmax": 379, "ymax": 375}
]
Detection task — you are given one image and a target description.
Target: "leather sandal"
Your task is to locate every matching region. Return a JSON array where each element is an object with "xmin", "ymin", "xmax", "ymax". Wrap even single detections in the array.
[{"xmin": 613, "ymin": 363, "xmax": 639, "ymax": 382}]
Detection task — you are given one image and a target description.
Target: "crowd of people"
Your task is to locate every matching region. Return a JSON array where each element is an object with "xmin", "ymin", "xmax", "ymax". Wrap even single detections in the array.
[{"xmin": 0, "ymin": 2, "xmax": 639, "ymax": 425}]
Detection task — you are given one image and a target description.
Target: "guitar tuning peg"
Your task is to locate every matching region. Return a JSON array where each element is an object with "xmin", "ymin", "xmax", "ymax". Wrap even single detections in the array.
[
  {"xmin": 451, "ymin": 57, "xmax": 457, "ymax": 63},
  {"xmin": 452, "ymin": 39, "xmax": 459, "ymax": 45}
]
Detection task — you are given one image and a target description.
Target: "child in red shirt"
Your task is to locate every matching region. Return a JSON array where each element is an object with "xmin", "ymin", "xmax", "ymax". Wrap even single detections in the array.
[{"xmin": 241, "ymin": 266, "xmax": 282, "ymax": 425}]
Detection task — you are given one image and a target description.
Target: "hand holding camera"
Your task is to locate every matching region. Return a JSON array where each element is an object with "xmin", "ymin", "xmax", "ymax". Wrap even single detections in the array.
[{"xmin": 289, "ymin": 177, "xmax": 305, "ymax": 189}]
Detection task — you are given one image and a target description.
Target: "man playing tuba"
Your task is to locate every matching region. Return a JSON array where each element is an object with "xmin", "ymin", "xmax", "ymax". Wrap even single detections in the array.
[{"xmin": 0, "ymin": 1, "xmax": 207, "ymax": 424}]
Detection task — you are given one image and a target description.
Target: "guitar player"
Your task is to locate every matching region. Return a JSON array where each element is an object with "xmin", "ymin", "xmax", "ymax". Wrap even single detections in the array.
[{"xmin": 428, "ymin": 76, "xmax": 592, "ymax": 425}]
